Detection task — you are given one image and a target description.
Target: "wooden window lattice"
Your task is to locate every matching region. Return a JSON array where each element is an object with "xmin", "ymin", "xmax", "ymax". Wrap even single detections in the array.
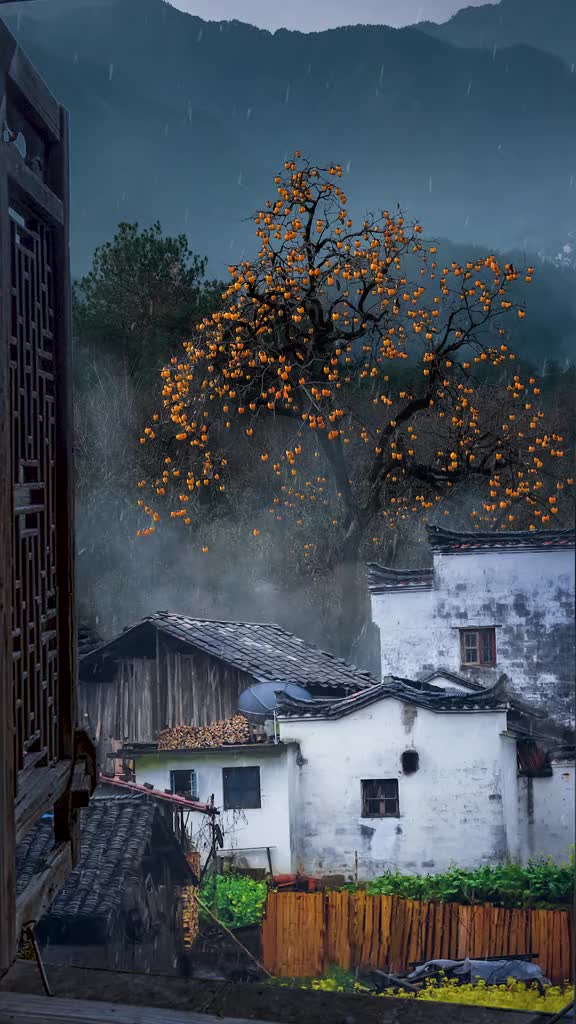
[{"xmin": 10, "ymin": 205, "xmax": 59, "ymax": 772}]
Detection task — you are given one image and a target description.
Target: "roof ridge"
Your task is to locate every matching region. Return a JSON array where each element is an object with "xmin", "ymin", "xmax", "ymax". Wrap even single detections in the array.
[{"xmin": 152, "ymin": 611, "xmax": 285, "ymax": 630}]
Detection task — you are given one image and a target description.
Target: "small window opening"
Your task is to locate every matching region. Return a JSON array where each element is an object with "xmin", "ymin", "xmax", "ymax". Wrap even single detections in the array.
[
  {"xmin": 361, "ymin": 779, "xmax": 399, "ymax": 818},
  {"xmin": 223, "ymin": 766, "xmax": 261, "ymax": 810},
  {"xmin": 401, "ymin": 750, "xmax": 419, "ymax": 774},
  {"xmin": 170, "ymin": 768, "xmax": 198, "ymax": 799},
  {"xmin": 460, "ymin": 627, "xmax": 496, "ymax": 667}
]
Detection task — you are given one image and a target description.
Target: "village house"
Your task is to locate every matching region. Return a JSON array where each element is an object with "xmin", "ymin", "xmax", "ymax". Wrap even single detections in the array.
[
  {"xmin": 14, "ymin": 787, "xmax": 198, "ymax": 975},
  {"xmin": 122, "ymin": 674, "xmax": 574, "ymax": 880},
  {"xmin": 368, "ymin": 526, "xmax": 576, "ymax": 726},
  {"xmin": 78, "ymin": 611, "xmax": 377, "ymax": 768}
]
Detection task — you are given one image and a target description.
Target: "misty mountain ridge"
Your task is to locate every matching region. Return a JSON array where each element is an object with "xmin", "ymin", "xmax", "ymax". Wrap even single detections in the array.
[
  {"xmin": 418, "ymin": 0, "xmax": 576, "ymax": 67},
  {"xmin": 2, "ymin": 0, "xmax": 575, "ymax": 306}
]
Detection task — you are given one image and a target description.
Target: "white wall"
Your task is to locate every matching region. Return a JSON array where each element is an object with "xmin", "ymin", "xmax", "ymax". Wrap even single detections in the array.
[
  {"xmin": 134, "ymin": 747, "xmax": 295, "ymax": 874},
  {"xmin": 280, "ymin": 699, "xmax": 514, "ymax": 879},
  {"xmin": 371, "ymin": 548, "xmax": 575, "ymax": 724},
  {"xmin": 518, "ymin": 759, "xmax": 575, "ymax": 864}
]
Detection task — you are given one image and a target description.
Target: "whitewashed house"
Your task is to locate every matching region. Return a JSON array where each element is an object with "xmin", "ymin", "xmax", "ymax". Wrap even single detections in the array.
[
  {"xmin": 368, "ymin": 526, "xmax": 575, "ymax": 727},
  {"xmin": 125, "ymin": 741, "xmax": 299, "ymax": 875},
  {"xmin": 124, "ymin": 675, "xmax": 574, "ymax": 880}
]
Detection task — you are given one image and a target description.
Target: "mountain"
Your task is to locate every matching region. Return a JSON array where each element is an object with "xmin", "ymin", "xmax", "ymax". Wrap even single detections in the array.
[
  {"xmin": 2, "ymin": 0, "xmax": 575, "ymax": 282},
  {"xmin": 418, "ymin": 0, "xmax": 576, "ymax": 67}
]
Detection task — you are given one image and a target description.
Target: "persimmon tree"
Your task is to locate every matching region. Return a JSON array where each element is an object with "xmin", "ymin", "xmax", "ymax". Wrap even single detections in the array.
[{"xmin": 137, "ymin": 155, "xmax": 570, "ymax": 561}]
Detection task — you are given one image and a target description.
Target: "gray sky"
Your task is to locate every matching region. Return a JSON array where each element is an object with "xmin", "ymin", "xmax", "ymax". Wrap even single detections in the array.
[{"xmin": 167, "ymin": 0, "xmax": 498, "ymax": 32}]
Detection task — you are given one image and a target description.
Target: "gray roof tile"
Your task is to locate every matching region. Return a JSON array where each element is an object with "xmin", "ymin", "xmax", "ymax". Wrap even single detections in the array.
[{"xmin": 80, "ymin": 612, "xmax": 378, "ymax": 692}]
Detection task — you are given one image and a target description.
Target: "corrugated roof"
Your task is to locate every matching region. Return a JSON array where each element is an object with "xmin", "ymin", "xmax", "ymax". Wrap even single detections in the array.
[
  {"xmin": 15, "ymin": 794, "xmax": 189, "ymax": 927},
  {"xmin": 427, "ymin": 525, "xmax": 575, "ymax": 554},
  {"xmin": 80, "ymin": 612, "xmax": 378, "ymax": 692}
]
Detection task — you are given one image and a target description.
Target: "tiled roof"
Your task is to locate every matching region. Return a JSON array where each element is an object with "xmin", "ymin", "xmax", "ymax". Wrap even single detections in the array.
[
  {"xmin": 367, "ymin": 564, "xmax": 434, "ymax": 594},
  {"xmin": 80, "ymin": 612, "xmax": 378, "ymax": 692},
  {"xmin": 277, "ymin": 674, "xmax": 516, "ymax": 720},
  {"xmin": 15, "ymin": 793, "xmax": 189, "ymax": 927},
  {"xmin": 77, "ymin": 621, "xmax": 104, "ymax": 658},
  {"xmin": 427, "ymin": 525, "xmax": 575, "ymax": 554}
]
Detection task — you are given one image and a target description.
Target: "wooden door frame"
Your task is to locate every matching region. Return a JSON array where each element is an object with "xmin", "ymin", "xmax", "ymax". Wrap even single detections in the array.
[{"xmin": 0, "ymin": 18, "xmax": 93, "ymax": 974}]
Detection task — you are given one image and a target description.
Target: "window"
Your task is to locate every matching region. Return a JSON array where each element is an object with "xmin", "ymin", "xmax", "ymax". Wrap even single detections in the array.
[
  {"xmin": 401, "ymin": 750, "xmax": 419, "ymax": 775},
  {"xmin": 170, "ymin": 769, "xmax": 198, "ymax": 800},
  {"xmin": 222, "ymin": 767, "xmax": 261, "ymax": 810},
  {"xmin": 361, "ymin": 779, "xmax": 399, "ymax": 818},
  {"xmin": 460, "ymin": 627, "xmax": 496, "ymax": 667}
]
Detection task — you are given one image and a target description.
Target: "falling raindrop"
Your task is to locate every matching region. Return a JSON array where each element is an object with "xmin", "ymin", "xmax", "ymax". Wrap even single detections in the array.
[
  {"xmin": 307, "ymin": 63, "xmax": 312, "ymax": 74},
  {"xmin": 184, "ymin": 208, "xmax": 189, "ymax": 223},
  {"xmin": 428, "ymin": 176, "xmax": 433, "ymax": 193},
  {"xmin": 247, "ymin": 108, "xmax": 252, "ymax": 119},
  {"xmin": 571, "ymin": 63, "xmax": 575, "ymax": 73},
  {"xmin": 73, "ymin": 52, "xmax": 79, "ymax": 64},
  {"xmin": 284, "ymin": 83, "xmax": 290, "ymax": 103},
  {"xmin": 492, "ymin": 44, "xmax": 497, "ymax": 61},
  {"xmin": 197, "ymin": 28, "xmax": 203, "ymax": 42},
  {"xmin": 466, "ymin": 81, "xmax": 472, "ymax": 95},
  {"xmin": 164, "ymin": 123, "xmax": 169, "ymax": 136},
  {"xmin": 186, "ymin": 102, "xmax": 192, "ymax": 122},
  {"xmin": 464, "ymin": 215, "xmax": 469, "ymax": 227},
  {"xmin": 229, "ymin": 239, "xmax": 235, "ymax": 249},
  {"xmin": 108, "ymin": 63, "xmax": 114, "ymax": 81},
  {"xmin": 238, "ymin": 171, "xmax": 243, "ymax": 186},
  {"xmin": 497, "ymin": 143, "xmax": 502, "ymax": 150},
  {"xmin": 379, "ymin": 64, "xmax": 384, "ymax": 86},
  {"xmin": 346, "ymin": 160, "xmax": 352, "ymax": 173}
]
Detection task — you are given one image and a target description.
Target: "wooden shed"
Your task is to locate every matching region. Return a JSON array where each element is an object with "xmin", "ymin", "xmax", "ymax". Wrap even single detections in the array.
[
  {"xmin": 15, "ymin": 790, "xmax": 193, "ymax": 975},
  {"xmin": 78, "ymin": 611, "xmax": 377, "ymax": 765}
]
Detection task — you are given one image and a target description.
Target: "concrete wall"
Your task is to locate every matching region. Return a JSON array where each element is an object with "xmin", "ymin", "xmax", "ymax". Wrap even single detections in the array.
[
  {"xmin": 280, "ymin": 700, "xmax": 515, "ymax": 879},
  {"xmin": 518, "ymin": 758, "xmax": 575, "ymax": 864},
  {"xmin": 134, "ymin": 746, "xmax": 295, "ymax": 874},
  {"xmin": 371, "ymin": 548, "xmax": 575, "ymax": 725}
]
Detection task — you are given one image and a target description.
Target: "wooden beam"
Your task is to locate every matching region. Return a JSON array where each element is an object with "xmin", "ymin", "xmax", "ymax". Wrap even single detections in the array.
[
  {"xmin": 15, "ymin": 762, "xmax": 72, "ymax": 845},
  {"xmin": 0, "ymin": 124, "xmax": 16, "ymax": 976},
  {"xmin": 6, "ymin": 41, "xmax": 60, "ymax": 143},
  {"xmin": 15, "ymin": 843, "xmax": 72, "ymax": 937},
  {"xmin": 4, "ymin": 144, "xmax": 64, "ymax": 226},
  {"xmin": 0, "ymin": 991, "xmax": 283, "ymax": 1024}
]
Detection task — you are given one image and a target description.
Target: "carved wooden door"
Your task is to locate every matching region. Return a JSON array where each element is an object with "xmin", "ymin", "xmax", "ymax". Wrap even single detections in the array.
[{"xmin": 0, "ymin": 19, "xmax": 93, "ymax": 973}]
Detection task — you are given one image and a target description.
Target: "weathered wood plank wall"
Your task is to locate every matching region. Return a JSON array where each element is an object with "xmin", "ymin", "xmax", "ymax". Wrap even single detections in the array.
[
  {"xmin": 79, "ymin": 640, "xmax": 255, "ymax": 752},
  {"xmin": 261, "ymin": 891, "xmax": 574, "ymax": 985}
]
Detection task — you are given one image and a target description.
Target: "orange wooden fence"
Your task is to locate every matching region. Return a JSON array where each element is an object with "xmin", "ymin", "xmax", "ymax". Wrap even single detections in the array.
[{"xmin": 261, "ymin": 891, "xmax": 574, "ymax": 985}]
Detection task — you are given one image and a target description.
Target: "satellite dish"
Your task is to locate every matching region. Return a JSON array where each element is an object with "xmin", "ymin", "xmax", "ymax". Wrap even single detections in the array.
[{"xmin": 238, "ymin": 681, "xmax": 312, "ymax": 722}]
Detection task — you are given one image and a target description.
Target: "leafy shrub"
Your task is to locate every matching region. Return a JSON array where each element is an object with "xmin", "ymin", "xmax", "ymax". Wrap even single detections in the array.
[
  {"xmin": 343, "ymin": 852, "xmax": 574, "ymax": 910},
  {"xmin": 199, "ymin": 872, "xmax": 268, "ymax": 929}
]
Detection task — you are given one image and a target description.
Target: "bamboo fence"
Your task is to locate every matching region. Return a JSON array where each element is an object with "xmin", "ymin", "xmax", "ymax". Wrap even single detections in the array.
[{"xmin": 261, "ymin": 890, "xmax": 574, "ymax": 985}]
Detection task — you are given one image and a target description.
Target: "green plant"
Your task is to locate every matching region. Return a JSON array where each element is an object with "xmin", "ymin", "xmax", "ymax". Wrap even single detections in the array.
[
  {"xmin": 341, "ymin": 855, "xmax": 574, "ymax": 910},
  {"xmin": 271, "ymin": 970, "xmax": 573, "ymax": 1013},
  {"xmin": 199, "ymin": 872, "xmax": 268, "ymax": 929}
]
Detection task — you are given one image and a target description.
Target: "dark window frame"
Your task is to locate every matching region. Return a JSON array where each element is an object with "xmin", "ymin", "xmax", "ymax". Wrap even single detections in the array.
[
  {"xmin": 460, "ymin": 627, "xmax": 497, "ymax": 667},
  {"xmin": 170, "ymin": 768, "xmax": 198, "ymax": 800},
  {"xmin": 222, "ymin": 766, "xmax": 261, "ymax": 810},
  {"xmin": 361, "ymin": 778, "xmax": 400, "ymax": 818}
]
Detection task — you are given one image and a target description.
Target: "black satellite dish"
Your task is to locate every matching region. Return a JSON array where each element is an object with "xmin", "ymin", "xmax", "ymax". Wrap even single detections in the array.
[{"xmin": 238, "ymin": 681, "xmax": 312, "ymax": 722}]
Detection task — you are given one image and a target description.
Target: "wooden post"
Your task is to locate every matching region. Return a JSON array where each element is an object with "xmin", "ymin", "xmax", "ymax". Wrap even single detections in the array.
[{"xmin": 0, "ymin": 96, "xmax": 17, "ymax": 975}]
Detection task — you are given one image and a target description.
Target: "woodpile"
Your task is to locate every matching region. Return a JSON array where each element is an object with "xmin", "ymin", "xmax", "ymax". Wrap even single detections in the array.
[
  {"xmin": 181, "ymin": 850, "xmax": 201, "ymax": 950},
  {"xmin": 159, "ymin": 714, "xmax": 249, "ymax": 751}
]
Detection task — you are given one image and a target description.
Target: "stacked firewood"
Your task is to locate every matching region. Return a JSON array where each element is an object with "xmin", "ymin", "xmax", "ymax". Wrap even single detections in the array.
[
  {"xmin": 181, "ymin": 850, "xmax": 201, "ymax": 949},
  {"xmin": 158, "ymin": 714, "xmax": 249, "ymax": 751}
]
